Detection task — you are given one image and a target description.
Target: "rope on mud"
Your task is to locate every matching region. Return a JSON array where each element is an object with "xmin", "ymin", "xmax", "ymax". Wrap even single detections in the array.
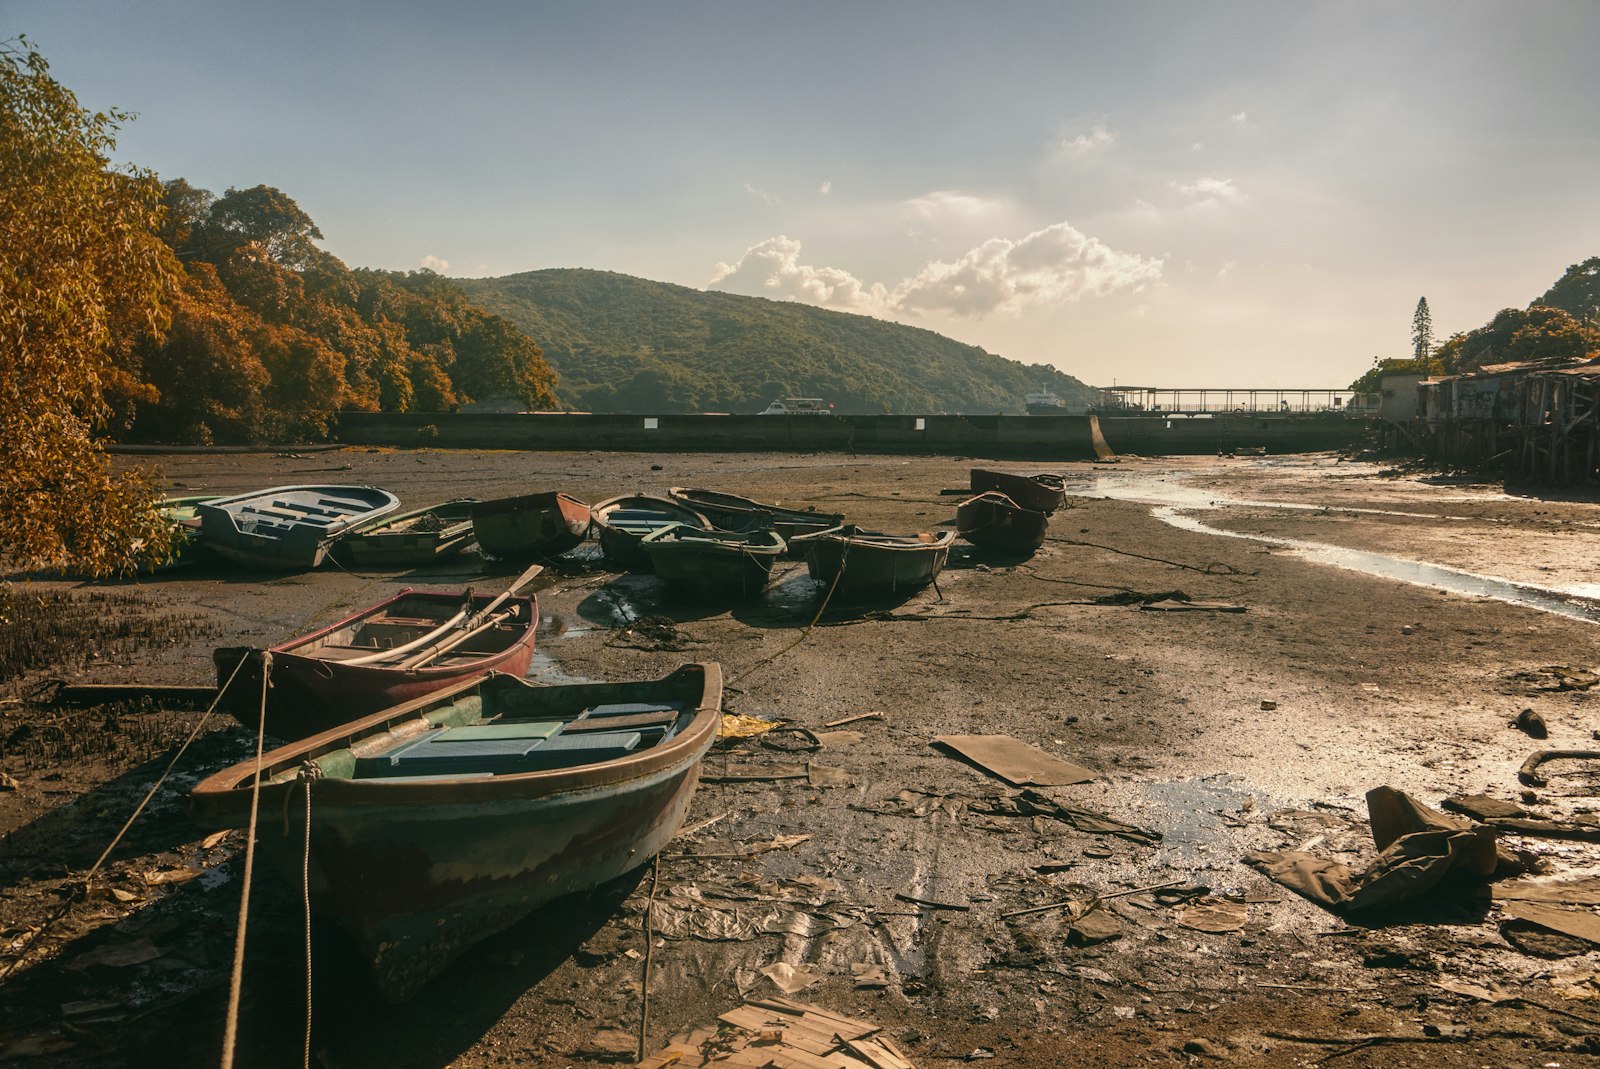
[
  {"xmin": 637, "ymin": 853, "xmax": 662, "ymax": 1062},
  {"xmin": 220, "ymin": 651, "xmax": 272, "ymax": 1069},
  {"xmin": 0, "ymin": 654, "xmax": 253, "ymax": 987},
  {"xmin": 1045, "ymin": 536, "xmax": 1256, "ymax": 576},
  {"xmin": 730, "ymin": 542, "xmax": 848, "ymax": 686},
  {"xmin": 301, "ymin": 773, "xmax": 315, "ymax": 1069}
]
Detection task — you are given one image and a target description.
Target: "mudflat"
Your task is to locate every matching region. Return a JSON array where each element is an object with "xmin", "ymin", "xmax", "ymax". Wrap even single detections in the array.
[{"xmin": 3, "ymin": 448, "xmax": 1599, "ymax": 1068}]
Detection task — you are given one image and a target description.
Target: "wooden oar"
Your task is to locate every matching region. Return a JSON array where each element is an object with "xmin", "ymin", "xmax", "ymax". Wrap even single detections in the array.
[
  {"xmin": 337, "ymin": 563, "xmax": 543, "ymax": 668},
  {"xmin": 399, "ymin": 607, "xmax": 518, "ymax": 671}
]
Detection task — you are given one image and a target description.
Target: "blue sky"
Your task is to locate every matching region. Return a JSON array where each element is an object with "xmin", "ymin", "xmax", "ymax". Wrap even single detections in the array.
[{"xmin": 12, "ymin": 1, "xmax": 1599, "ymax": 387}]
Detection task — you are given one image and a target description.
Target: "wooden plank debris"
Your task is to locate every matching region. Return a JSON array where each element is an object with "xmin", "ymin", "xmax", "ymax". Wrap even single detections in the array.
[
  {"xmin": 637, "ymin": 998, "xmax": 915, "ymax": 1069},
  {"xmin": 1501, "ymin": 901, "xmax": 1600, "ymax": 947},
  {"xmin": 50, "ymin": 683, "xmax": 217, "ymax": 709},
  {"xmin": 932, "ymin": 734, "xmax": 1096, "ymax": 786}
]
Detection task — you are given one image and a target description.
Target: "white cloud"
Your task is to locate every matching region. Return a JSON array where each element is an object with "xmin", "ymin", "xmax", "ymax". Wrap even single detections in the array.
[
  {"xmin": 819, "ymin": 180, "xmax": 832, "ymax": 195},
  {"xmin": 743, "ymin": 182, "xmax": 779, "ymax": 206},
  {"xmin": 1172, "ymin": 176, "xmax": 1246, "ymax": 208},
  {"xmin": 709, "ymin": 224, "xmax": 1162, "ymax": 320},
  {"xmin": 708, "ymin": 236, "xmax": 889, "ymax": 312},
  {"xmin": 893, "ymin": 222, "xmax": 1163, "ymax": 317},
  {"xmin": 903, "ymin": 190, "xmax": 1007, "ymax": 224},
  {"xmin": 420, "ymin": 254, "xmax": 449, "ymax": 272},
  {"xmin": 1055, "ymin": 120, "xmax": 1115, "ymax": 157},
  {"xmin": 1230, "ymin": 111, "xmax": 1249, "ymax": 126}
]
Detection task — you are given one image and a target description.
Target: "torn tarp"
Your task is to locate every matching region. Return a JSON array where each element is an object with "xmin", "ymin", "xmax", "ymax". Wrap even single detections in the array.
[{"xmin": 1244, "ymin": 786, "xmax": 1497, "ymax": 915}]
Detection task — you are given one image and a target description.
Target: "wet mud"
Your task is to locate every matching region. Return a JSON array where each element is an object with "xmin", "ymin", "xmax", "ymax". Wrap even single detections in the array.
[{"xmin": 2, "ymin": 449, "xmax": 1599, "ymax": 1067}]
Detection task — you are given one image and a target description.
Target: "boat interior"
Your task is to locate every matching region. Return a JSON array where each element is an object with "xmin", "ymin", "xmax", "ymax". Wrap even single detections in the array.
[
  {"xmin": 260, "ymin": 677, "xmax": 701, "ymax": 785},
  {"xmin": 600, "ymin": 504, "xmax": 699, "ymax": 538},
  {"xmin": 288, "ymin": 595, "xmax": 530, "ymax": 663},
  {"xmin": 230, "ymin": 493, "xmax": 382, "ymax": 531}
]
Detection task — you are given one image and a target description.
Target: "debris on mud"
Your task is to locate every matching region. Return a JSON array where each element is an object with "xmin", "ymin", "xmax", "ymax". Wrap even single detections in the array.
[{"xmin": 637, "ymin": 997, "xmax": 917, "ymax": 1069}]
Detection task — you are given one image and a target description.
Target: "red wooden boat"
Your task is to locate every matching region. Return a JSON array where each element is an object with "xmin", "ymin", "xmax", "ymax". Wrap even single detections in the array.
[
  {"xmin": 956, "ymin": 492, "xmax": 1049, "ymax": 555},
  {"xmin": 215, "ymin": 578, "xmax": 538, "ymax": 739},
  {"xmin": 969, "ymin": 468, "xmax": 1068, "ymax": 513}
]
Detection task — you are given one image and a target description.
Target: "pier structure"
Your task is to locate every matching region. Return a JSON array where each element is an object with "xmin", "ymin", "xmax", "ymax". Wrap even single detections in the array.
[{"xmin": 1096, "ymin": 386, "xmax": 1359, "ymax": 415}]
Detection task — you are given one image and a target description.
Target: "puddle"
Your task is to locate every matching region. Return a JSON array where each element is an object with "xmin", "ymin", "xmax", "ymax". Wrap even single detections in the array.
[
  {"xmin": 524, "ymin": 650, "xmax": 600, "ymax": 685},
  {"xmin": 1081, "ymin": 468, "xmax": 1600, "ymax": 625},
  {"xmin": 1137, "ymin": 776, "xmax": 1259, "ymax": 872}
]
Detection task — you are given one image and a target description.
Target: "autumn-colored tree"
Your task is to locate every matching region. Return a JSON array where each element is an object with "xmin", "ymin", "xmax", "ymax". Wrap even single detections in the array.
[
  {"xmin": 1435, "ymin": 305, "xmax": 1600, "ymax": 374},
  {"xmin": 0, "ymin": 40, "xmax": 175, "ymax": 574}
]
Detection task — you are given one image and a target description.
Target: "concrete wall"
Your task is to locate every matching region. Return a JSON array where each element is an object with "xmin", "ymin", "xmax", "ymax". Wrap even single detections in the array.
[{"xmin": 336, "ymin": 411, "xmax": 1366, "ymax": 458}]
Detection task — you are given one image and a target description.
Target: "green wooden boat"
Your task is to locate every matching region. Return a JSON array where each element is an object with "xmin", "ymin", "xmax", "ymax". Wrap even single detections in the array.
[
  {"xmin": 189, "ymin": 663, "xmax": 721, "ymax": 1002},
  {"xmin": 791, "ymin": 524, "xmax": 955, "ymax": 597},
  {"xmin": 640, "ymin": 523, "xmax": 787, "ymax": 598},
  {"xmin": 336, "ymin": 498, "xmax": 479, "ymax": 566},
  {"xmin": 470, "ymin": 491, "xmax": 591, "ymax": 560},
  {"xmin": 591, "ymin": 495, "xmax": 710, "ymax": 572}
]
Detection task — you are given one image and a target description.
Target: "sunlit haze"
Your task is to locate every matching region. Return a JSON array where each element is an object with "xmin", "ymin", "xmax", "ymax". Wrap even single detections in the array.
[{"xmin": 15, "ymin": 1, "xmax": 1599, "ymax": 387}]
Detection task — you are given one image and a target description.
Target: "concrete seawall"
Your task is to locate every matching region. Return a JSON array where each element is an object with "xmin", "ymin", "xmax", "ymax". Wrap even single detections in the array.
[{"xmin": 336, "ymin": 411, "xmax": 1367, "ymax": 458}]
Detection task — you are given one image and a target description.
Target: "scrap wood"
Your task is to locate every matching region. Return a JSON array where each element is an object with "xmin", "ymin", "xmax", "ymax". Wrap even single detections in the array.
[
  {"xmin": 1484, "ymin": 816, "xmax": 1600, "ymax": 843},
  {"xmin": 1501, "ymin": 901, "xmax": 1600, "ymax": 947},
  {"xmin": 1493, "ymin": 877, "xmax": 1600, "ymax": 906},
  {"xmin": 1517, "ymin": 749, "xmax": 1600, "ymax": 787},
  {"xmin": 932, "ymin": 735, "xmax": 1097, "ymax": 787},
  {"xmin": 1009, "ymin": 789, "xmax": 1161, "ymax": 845},
  {"xmin": 1137, "ymin": 599, "xmax": 1247, "ymax": 614},
  {"xmin": 49, "ymin": 683, "xmax": 219, "ymax": 709},
  {"xmin": 1001, "ymin": 880, "xmax": 1184, "ymax": 919},
  {"xmin": 702, "ymin": 763, "xmax": 810, "ymax": 783},
  {"xmin": 672, "ymin": 833, "xmax": 811, "ymax": 861},
  {"xmin": 824, "ymin": 710, "xmax": 884, "ymax": 728},
  {"xmin": 894, "ymin": 893, "xmax": 969, "ymax": 912}
]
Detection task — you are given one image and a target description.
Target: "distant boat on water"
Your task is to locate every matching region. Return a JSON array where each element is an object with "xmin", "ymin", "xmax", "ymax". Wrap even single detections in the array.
[{"xmin": 1025, "ymin": 390, "xmax": 1069, "ymax": 415}]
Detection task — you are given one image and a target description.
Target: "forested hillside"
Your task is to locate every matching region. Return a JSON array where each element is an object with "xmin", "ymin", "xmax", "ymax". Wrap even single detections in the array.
[
  {"xmin": 457, "ymin": 269, "xmax": 1095, "ymax": 414},
  {"xmin": 116, "ymin": 183, "xmax": 556, "ymax": 444}
]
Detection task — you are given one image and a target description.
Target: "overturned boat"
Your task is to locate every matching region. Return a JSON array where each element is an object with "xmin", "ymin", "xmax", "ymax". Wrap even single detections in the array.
[
  {"xmin": 196, "ymin": 485, "xmax": 400, "ymax": 570},
  {"xmin": 470, "ymin": 491, "xmax": 591, "ymax": 560},
  {"xmin": 791, "ymin": 524, "xmax": 954, "ymax": 597},
  {"xmin": 189, "ymin": 663, "xmax": 721, "ymax": 1002}
]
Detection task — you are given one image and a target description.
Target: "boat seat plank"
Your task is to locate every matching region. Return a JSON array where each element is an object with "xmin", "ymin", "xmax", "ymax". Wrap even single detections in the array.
[
  {"xmin": 581, "ymin": 702, "xmax": 682, "ymax": 718},
  {"xmin": 442, "ymin": 722, "xmax": 564, "ymax": 742},
  {"xmin": 562, "ymin": 711, "xmax": 679, "ymax": 733},
  {"xmin": 355, "ymin": 729, "xmax": 644, "ymax": 777}
]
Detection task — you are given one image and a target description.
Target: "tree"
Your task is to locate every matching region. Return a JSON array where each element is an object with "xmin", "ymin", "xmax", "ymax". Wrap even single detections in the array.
[
  {"xmin": 1411, "ymin": 297, "xmax": 1433, "ymax": 365},
  {"xmin": 206, "ymin": 184, "xmax": 324, "ymax": 269},
  {"xmin": 0, "ymin": 39, "xmax": 175, "ymax": 574},
  {"xmin": 1534, "ymin": 257, "xmax": 1600, "ymax": 324}
]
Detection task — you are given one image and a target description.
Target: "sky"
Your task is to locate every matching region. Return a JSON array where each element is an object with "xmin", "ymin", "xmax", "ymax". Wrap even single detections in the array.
[{"xmin": 11, "ymin": 1, "xmax": 1600, "ymax": 388}]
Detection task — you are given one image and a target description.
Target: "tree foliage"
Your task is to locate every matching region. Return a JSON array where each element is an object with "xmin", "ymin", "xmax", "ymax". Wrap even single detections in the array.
[
  {"xmin": 1533, "ymin": 257, "xmax": 1600, "ymax": 325},
  {"xmin": 1434, "ymin": 305, "xmax": 1600, "ymax": 374},
  {"xmin": 0, "ymin": 39, "xmax": 175, "ymax": 575},
  {"xmin": 122, "ymin": 187, "xmax": 558, "ymax": 442},
  {"xmin": 1411, "ymin": 297, "xmax": 1432, "ymax": 364},
  {"xmin": 457, "ymin": 269, "xmax": 1097, "ymax": 414}
]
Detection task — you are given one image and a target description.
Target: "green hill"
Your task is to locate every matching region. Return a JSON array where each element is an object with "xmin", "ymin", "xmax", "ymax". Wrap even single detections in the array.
[{"xmin": 455, "ymin": 269, "xmax": 1095, "ymax": 415}]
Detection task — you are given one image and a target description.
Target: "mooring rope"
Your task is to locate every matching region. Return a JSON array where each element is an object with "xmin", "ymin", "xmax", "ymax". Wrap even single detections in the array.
[
  {"xmin": 730, "ymin": 540, "xmax": 849, "ymax": 686},
  {"xmin": 220, "ymin": 651, "xmax": 272, "ymax": 1069},
  {"xmin": 301, "ymin": 772, "xmax": 315, "ymax": 1069},
  {"xmin": 0, "ymin": 654, "xmax": 252, "ymax": 986}
]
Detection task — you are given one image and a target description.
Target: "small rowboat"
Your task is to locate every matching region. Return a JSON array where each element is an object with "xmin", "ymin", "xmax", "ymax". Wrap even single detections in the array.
[
  {"xmin": 969, "ymin": 469, "xmax": 1067, "ymax": 514},
  {"xmin": 337, "ymin": 499, "xmax": 479, "ymax": 566},
  {"xmin": 214, "ymin": 568, "xmax": 541, "ymax": 739},
  {"xmin": 189, "ymin": 663, "xmax": 721, "ymax": 1002},
  {"xmin": 641, "ymin": 524, "xmax": 787, "ymax": 598},
  {"xmin": 196, "ymin": 485, "xmax": 400, "ymax": 570},
  {"xmin": 591, "ymin": 495, "xmax": 710, "ymax": 572},
  {"xmin": 667, "ymin": 487, "xmax": 843, "ymax": 552},
  {"xmin": 791, "ymin": 525, "xmax": 954, "ymax": 597},
  {"xmin": 956, "ymin": 492, "xmax": 1049, "ymax": 556},
  {"xmin": 471, "ymin": 492, "xmax": 592, "ymax": 560}
]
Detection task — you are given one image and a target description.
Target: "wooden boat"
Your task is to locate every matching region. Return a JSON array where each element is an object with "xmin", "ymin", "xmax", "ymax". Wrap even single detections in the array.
[
  {"xmin": 196, "ymin": 485, "xmax": 400, "ymax": 570},
  {"xmin": 189, "ymin": 663, "xmax": 721, "ymax": 1002},
  {"xmin": 667, "ymin": 487, "xmax": 843, "ymax": 550},
  {"xmin": 337, "ymin": 499, "xmax": 479, "ymax": 566},
  {"xmin": 470, "ymin": 492, "xmax": 591, "ymax": 560},
  {"xmin": 790, "ymin": 524, "xmax": 954, "ymax": 597},
  {"xmin": 214, "ymin": 571, "xmax": 540, "ymax": 739},
  {"xmin": 956, "ymin": 492, "xmax": 1049, "ymax": 555},
  {"xmin": 591, "ymin": 495, "xmax": 710, "ymax": 572},
  {"xmin": 640, "ymin": 524, "xmax": 787, "ymax": 598},
  {"xmin": 969, "ymin": 469, "xmax": 1067, "ymax": 513}
]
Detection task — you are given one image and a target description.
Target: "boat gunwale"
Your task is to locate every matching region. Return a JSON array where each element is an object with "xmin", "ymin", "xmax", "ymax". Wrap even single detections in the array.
[
  {"xmin": 470, "ymin": 490, "xmax": 591, "ymax": 523},
  {"xmin": 640, "ymin": 523, "xmax": 787, "ymax": 557},
  {"xmin": 591, "ymin": 494, "xmax": 711, "ymax": 532},
  {"xmin": 190, "ymin": 663, "xmax": 722, "ymax": 813},
  {"xmin": 666, "ymin": 486, "xmax": 844, "ymax": 526},
  {"xmin": 267, "ymin": 588, "xmax": 535, "ymax": 658},
  {"xmin": 790, "ymin": 524, "xmax": 956, "ymax": 553},
  {"xmin": 344, "ymin": 499, "xmax": 480, "ymax": 541}
]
